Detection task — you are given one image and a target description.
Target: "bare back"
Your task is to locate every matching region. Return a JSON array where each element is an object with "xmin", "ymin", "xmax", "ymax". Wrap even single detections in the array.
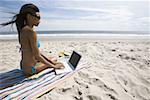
[{"xmin": 20, "ymin": 26, "xmax": 38, "ymax": 72}]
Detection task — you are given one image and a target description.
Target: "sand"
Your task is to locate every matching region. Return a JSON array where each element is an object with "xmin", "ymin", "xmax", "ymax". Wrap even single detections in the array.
[{"xmin": 0, "ymin": 37, "xmax": 150, "ymax": 100}]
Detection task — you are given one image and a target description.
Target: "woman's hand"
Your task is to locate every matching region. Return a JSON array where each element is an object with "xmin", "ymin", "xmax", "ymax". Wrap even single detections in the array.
[{"xmin": 52, "ymin": 61, "xmax": 62, "ymax": 65}]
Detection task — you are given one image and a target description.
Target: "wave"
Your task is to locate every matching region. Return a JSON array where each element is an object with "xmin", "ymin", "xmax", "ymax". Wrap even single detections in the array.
[{"xmin": 0, "ymin": 30, "xmax": 149, "ymax": 35}]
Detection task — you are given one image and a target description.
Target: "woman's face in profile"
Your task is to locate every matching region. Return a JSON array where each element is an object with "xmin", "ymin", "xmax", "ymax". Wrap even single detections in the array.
[
  {"xmin": 27, "ymin": 12, "xmax": 40, "ymax": 26},
  {"xmin": 28, "ymin": 12, "xmax": 40, "ymax": 26},
  {"xmin": 34, "ymin": 12, "xmax": 40, "ymax": 26}
]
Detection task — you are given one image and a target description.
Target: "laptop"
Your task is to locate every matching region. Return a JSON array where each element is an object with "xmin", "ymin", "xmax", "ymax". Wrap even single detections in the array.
[{"xmin": 55, "ymin": 51, "xmax": 82, "ymax": 74}]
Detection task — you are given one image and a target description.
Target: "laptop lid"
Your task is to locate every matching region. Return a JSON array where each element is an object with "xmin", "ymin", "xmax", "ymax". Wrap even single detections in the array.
[{"xmin": 68, "ymin": 51, "xmax": 81, "ymax": 70}]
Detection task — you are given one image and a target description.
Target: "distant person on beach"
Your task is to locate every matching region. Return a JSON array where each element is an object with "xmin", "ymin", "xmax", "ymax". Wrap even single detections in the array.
[{"xmin": 0, "ymin": 3, "xmax": 64, "ymax": 77}]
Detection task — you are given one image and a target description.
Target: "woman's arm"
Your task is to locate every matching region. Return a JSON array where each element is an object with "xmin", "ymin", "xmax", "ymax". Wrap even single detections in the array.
[
  {"xmin": 40, "ymin": 53, "xmax": 54, "ymax": 64},
  {"xmin": 40, "ymin": 53, "xmax": 63, "ymax": 65}
]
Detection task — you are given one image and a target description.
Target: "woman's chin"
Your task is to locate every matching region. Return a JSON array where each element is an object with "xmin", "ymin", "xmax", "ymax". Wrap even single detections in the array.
[{"xmin": 35, "ymin": 23, "xmax": 39, "ymax": 26}]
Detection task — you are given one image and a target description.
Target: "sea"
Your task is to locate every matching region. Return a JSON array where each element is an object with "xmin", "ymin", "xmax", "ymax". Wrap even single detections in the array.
[{"xmin": 0, "ymin": 30, "xmax": 149, "ymax": 39}]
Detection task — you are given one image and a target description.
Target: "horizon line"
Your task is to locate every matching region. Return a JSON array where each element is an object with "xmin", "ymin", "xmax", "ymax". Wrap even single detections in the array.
[{"xmin": 0, "ymin": 30, "xmax": 149, "ymax": 33}]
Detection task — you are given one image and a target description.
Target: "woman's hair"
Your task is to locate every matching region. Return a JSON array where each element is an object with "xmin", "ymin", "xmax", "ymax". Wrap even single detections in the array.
[{"xmin": 0, "ymin": 3, "xmax": 39, "ymax": 43}]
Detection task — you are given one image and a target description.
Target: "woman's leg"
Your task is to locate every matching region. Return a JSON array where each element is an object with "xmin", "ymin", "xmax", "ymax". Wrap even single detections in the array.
[
  {"xmin": 33, "ymin": 56, "xmax": 58, "ymax": 74},
  {"xmin": 35, "ymin": 57, "xmax": 62, "ymax": 74},
  {"xmin": 48, "ymin": 56, "xmax": 57, "ymax": 62},
  {"xmin": 35, "ymin": 62, "xmax": 52, "ymax": 73}
]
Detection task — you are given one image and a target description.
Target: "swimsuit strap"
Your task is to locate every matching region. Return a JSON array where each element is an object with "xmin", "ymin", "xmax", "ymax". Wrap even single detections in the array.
[{"xmin": 19, "ymin": 40, "xmax": 40, "ymax": 52}]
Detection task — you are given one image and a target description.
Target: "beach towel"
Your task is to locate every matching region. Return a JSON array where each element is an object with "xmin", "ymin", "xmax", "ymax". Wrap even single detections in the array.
[{"xmin": 0, "ymin": 59, "xmax": 88, "ymax": 100}]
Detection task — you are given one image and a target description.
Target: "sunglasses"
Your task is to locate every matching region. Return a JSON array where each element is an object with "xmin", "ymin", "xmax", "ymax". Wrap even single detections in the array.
[{"xmin": 29, "ymin": 13, "xmax": 40, "ymax": 19}]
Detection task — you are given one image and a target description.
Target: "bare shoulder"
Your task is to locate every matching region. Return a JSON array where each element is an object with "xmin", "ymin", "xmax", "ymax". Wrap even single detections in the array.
[{"xmin": 21, "ymin": 26, "xmax": 34, "ymax": 34}]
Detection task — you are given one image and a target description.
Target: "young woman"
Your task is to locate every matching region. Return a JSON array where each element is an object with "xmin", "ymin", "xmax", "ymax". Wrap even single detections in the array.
[{"xmin": 1, "ymin": 3, "xmax": 64, "ymax": 76}]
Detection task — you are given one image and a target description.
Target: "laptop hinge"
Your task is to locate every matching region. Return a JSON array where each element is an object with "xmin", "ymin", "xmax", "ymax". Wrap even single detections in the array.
[{"xmin": 67, "ymin": 61, "xmax": 75, "ymax": 70}]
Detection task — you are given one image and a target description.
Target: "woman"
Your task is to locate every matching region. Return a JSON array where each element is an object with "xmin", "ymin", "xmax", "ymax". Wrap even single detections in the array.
[{"xmin": 1, "ymin": 3, "xmax": 64, "ymax": 76}]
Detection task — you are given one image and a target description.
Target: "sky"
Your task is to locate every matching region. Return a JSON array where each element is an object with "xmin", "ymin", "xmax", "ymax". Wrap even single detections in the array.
[{"xmin": 0, "ymin": 0, "xmax": 149, "ymax": 32}]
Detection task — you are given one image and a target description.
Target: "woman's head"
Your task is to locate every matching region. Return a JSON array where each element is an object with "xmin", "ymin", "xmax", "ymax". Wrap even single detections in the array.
[
  {"xmin": 16, "ymin": 3, "xmax": 40, "ymax": 32},
  {"xmin": 0, "ymin": 3, "xmax": 40, "ymax": 43},
  {"xmin": 27, "ymin": 12, "xmax": 40, "ymax": 26}
]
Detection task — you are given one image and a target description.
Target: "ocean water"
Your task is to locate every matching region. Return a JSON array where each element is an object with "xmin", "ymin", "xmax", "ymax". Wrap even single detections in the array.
[
  {"xmin": 0, "ymin": 30, "xmax": 148, "ymax": 35},
  {"xmin": 0, "ymin": 30, "xmax": 149, "ymax": 39}
]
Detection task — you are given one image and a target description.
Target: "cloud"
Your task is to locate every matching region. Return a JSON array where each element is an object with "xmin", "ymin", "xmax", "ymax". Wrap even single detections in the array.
[
  {"xmin": 57, "ymin": 6, "xmax": 134, "ymax": 20},
  {"xmin": 0, "ymin": 0, "xmax": 149, "ymax": 32},
  {"xmin": 131, "ymin": 17, "xmax": 150, "ymax": 32}
]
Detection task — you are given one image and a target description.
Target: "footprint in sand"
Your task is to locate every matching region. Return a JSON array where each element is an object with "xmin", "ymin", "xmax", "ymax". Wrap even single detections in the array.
[
  {"xmin": 77, "ymin": 71, "xmax": 118, "ymax": 95},
  {"xmin": 117, "ymin": 53, "xmax": 130, "ymax": 60},
  {"xmin": 59, "ymin": 87, "xmax": 72, "ymax": 93},
  {"xmin": 74, "ymin": 77, "xmax": 89, "ymax": 89},
  {"xmin": 134, "ymin": 85, "xmax": 150, "ymax": 100},
  {"xmin": 78, "ymin": 73, "xmax": 118, "ymax": 97},
  {"xmin": 72, "ymin": 95, "xmax": 83, "ymax": 100},
  {"xmin": 86, "ymin": 95, "xmax": 102, "ymax": 100},
  {"xmin": 106, "ymin": 93, "xmax": 118, "ymax": 100}
]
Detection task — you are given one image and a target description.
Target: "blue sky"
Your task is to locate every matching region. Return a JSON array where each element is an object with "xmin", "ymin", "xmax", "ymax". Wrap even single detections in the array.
[{"xmin": 0, "ymin": 0, "xmax": 149, "ymax": 32}]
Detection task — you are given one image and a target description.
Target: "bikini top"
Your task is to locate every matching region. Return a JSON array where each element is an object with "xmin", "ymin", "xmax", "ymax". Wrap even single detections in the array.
[
  {"xmin": 19, "ymin": 39, "xmax": 40, "ymax": 52},
  {"xmin": 37, "ymin": 40, "xmax": 40, "ymax": 48}
]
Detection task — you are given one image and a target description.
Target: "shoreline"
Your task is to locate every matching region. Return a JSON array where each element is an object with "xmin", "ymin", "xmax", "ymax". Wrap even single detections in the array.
[{"xmin": 0, "ymin": 34, "xmax": 150, "ymax": 41}]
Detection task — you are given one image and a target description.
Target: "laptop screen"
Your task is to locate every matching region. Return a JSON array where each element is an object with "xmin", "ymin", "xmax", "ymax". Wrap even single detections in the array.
[{"xmin": 69, "ymin": 51, "xmax": 81, "ymax": 69}]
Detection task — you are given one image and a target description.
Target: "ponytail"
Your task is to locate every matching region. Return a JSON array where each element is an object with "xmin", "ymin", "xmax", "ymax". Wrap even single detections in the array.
[
  {"xmin": 15, "ymin": 13, "xmax": 27, "ymax": 43},
  {"xmin": 0, "ymin": 13, "xmax": 27, "ymax": 44},
  {"xmin": 0, "ymin": 14, "xmax": 17, "ymax": 28}
]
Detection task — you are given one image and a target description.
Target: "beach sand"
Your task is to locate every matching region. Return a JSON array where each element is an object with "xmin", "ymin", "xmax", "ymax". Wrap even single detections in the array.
[{"xmin": 0, "ymin": 37, "xmax": 150, "ymax": 100}]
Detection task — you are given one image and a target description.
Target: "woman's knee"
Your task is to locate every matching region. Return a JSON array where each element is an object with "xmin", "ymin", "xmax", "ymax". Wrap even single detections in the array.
[
  {"xmin": 23, "ymin": 70, "xmax": 33, "ymax": 77},
  {"xmin": 48, "ymin": 56, "xmax": 57, "ymax": 62},
  {"xmin": 35, "ymin": 63, "xmax": 50, "ymax": 73}
]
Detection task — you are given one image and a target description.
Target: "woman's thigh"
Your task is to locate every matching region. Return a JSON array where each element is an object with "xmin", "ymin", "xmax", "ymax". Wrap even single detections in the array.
[
  {"xmin": 21, "ymin": 66, "xmax": 35, "ymax": 76},
  {"xmin": 48, "ymin": 56, "xmax": 57, "ymax": 62},
  {"xmin": 34, "ymin": 62, "xmax": 50, "ymax": 73}
]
